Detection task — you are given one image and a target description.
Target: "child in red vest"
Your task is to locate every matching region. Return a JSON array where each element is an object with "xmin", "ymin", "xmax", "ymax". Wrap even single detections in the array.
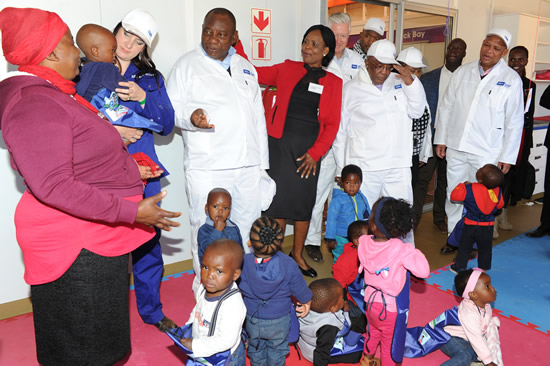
[{"xmin": 450, "ymin": 164, "xmax": 504, "ymax": 274}]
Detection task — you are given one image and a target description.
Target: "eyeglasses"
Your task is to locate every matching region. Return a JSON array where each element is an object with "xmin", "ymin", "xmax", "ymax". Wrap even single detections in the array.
[{"xmin": 368, "ymin": 59, "xmax": 393, "ymax": 72}]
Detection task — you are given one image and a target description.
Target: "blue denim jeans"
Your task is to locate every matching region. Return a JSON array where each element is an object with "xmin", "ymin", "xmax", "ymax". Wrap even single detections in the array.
[
  {"xmin": 245, "ymin": 314, "xmax": 290, "ymax": 366},
  {"xmin": 228, "ymin": 340, "xmax": 246, "ymax": 366},
  {"xmin": 440, "ymin": 336, "xmax": 478, "ymax": 366}
]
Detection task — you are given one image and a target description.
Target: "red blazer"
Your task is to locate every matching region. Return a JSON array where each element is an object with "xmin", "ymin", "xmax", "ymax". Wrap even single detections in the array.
[{"xmin": 256, "ymin": 60, "xmax": 342, "ymax": 162}]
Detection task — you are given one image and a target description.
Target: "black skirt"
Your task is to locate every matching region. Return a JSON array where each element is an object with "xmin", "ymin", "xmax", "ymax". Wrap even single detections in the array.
[
  {"xmin": 31, "ymin": 249, "xmax": 130, "ymax": 366},
  {"xmin": 264, "ymin": 65, "xmax": 324, "ymax": 220}
]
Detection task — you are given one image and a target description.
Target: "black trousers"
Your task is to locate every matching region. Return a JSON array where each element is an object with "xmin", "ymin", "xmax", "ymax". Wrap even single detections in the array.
[
  {"xmin": 412, "ymin": 147, "xmax": 447, "ymax": 224},
  {"xmin": 31, "ymin": 249, "xmax": 130, "ymax": 366},
  {"xmin": 541, "ymin": 149, "xmax": 550, "ymax": 226},
  {"xmin": 455, "ymin": 224, "xmax": 493, "ymax": 270}
]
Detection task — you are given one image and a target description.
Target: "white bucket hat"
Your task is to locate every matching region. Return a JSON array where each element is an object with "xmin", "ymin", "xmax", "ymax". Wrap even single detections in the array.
[
  {"xmin": 486, "ymin": 28, "xmax": 512, "ymax": 49},
  {"xmin": 363, "ymin": 18, "xmax": 385, "ymax": 37},
  {"xmin": 121, "ymin": 9, "xmax": 158, "ymax": 48},
  {"xmin": 397, "ymin": 47, "xmax": 426, "ymax": 68},
  {"xmin": 367, "ymin": 40, "xmax": 397, "ymax": 64}
]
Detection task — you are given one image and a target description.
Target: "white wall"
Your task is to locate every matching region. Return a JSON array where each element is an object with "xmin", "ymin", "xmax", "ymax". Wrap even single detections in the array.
[
  {"xmin": 0, "ymin": 0, "xmax": 321, "ymax": 305},
  {"xmin": 2, "ymin": 0, "xmax": 549, "ymax": 305}
]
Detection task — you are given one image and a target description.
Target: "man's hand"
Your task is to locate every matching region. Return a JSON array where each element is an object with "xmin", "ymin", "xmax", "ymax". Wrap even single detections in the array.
[
  {"xmin": 393, "ymin": 64, "xmax": 414, "ymax": 85},
  {"xmin": 498, "ymin": 162, "xmax": 511, "ymax": 174},
  {"xmin": 190, "ymin": 108, "xmax": 215, "ymax": 129},
  {"xmin": 435, "ymin": 144, "xmax": 447, "ymax": 159}
]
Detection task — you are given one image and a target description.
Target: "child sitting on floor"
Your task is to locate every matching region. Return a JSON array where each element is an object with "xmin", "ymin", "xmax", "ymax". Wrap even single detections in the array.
[
  {"xmin": 239, "ymin": 216, "xmax": 312, "ymax": 366},
  {"xmin": 180, "ymin": 239, "xmax": 247, "ymax": 365},
  {"xmin": 358, "ymin": 197, "xmax": 430, "ymax": 366},
  {"xmin": 442, "ymin": 269, "xmax": 501, "ymax": 366},
  {"xmin": 198, "ymin": 188, "xmax": 243, "ymax": 264},
  {"xmin": 450, "ymin": 164, "xmax": 504, "ymax": 274},
  {"xmin": 326, "ymin": 164, "xmax": 370, "ymax": 262},
  {"xmin": 332, "ymin": 220, "xmax": 370, "ymax": 333},
  {"xmin": 298, "ymin": 278, "xmax": 365, "ymax": 366}
]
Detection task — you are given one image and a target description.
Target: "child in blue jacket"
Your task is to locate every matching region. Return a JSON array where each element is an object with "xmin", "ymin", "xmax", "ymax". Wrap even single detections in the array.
[
  {"xmin": 239, "ymin": 216, "xmax": 312, "ymax": 366},
  {"xmin": 326, "ymin": 164, "xmax": 370, "ymax": 262},
  {"xmin": 198, "ymin": 188, "xmax": 243, "ymax": 264}
]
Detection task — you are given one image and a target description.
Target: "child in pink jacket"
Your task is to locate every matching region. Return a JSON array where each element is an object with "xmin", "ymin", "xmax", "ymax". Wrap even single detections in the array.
[
  {"xmin": 358, "ymin": 197, "xmax": 430, "ymax": 366},
  {"xmin": 442, "ymin": 268, "xmax": 500, "ymax": 366}
]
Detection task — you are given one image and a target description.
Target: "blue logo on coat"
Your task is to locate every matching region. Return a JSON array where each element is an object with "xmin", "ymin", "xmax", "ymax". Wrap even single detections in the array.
[
  {"xmin": 395, "ymin": 84, "xmax": 402, "ymax": 89},
  {"xmin": 496, "ymin": 81, "xmax": 511, "ymax": 87},
  {"xmin": 352, "ymin": 64, "xmax": 359, "ymax": 69},
  {"xmin": 243, "ymin": 69, "xmax": 255, "ymax": 76}
]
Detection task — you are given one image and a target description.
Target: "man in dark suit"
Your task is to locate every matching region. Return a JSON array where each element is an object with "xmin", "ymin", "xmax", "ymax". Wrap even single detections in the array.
[
  {"xmin": 527, "ymin": 85, "xmax": 550, "ymax": 237},
  {"xmin": 412, "ymin": 38, "xmax": 466, "ymax": 242}
]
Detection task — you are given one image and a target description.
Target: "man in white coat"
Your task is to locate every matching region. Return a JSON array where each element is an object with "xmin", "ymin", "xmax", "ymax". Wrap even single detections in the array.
[
  {"xmin": 333, "ymin": 40, "xmax": 426, "ymax": 210},
  {"xmin": 167, "ymin": 8, "xmax": 269, "ymax": 290},
  {"xmin": 304, "ymin": 12, "xmax": 363, "ymax": 262},
  {"xmin": 434, "ymin": 28, "xmax": 524, "ymax": 247}
]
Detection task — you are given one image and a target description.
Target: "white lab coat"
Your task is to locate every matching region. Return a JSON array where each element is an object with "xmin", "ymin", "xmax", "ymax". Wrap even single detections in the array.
[
  {"xmin": 167, "ymin": 47, "xmax": 269, "ymax": 292},
  {"xmin": 333, "ymin": 66, "xmax": 427, "ymax": 174},
  {"xmin": 325, "ymin": 48, "xmax": 364, "ymax": 83},
  {"xmin": 433, "ymin": 58, "xmax": 524, "ymax": 164},
  {"xmin": 167, "ymin": 47, "xmax": 269, "ymax": 171}
]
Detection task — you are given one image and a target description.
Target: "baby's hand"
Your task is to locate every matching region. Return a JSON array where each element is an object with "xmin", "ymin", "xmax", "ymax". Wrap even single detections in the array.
[
  {"xmin": 190, "ymin": 108, "xmax": 215, "ymax": 129},
  {"xmin": 326, "ymin": 239, "xmax": 337, "ymax": 250},
  {"xmin": 213, "ymin": 216, "xmax": 227, "ymax": 231},
  {"xmin": 343, "ymin": 300, "xmax": 350, "ymax": 312},
  {"xmin": 296, "ymin": 300, "xmax": 312, "ymax": 318}
]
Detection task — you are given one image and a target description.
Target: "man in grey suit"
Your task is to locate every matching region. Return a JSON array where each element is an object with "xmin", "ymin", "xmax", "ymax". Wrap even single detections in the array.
[{"xmin": 412, "ymin": 38, "xmax": 466, "ymax": 247}]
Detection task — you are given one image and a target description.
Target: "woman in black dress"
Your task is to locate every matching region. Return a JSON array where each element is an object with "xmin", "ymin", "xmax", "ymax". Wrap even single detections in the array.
[{"xmin": 255, "ymin": 25, "xmax": 342, "ymax": 277}]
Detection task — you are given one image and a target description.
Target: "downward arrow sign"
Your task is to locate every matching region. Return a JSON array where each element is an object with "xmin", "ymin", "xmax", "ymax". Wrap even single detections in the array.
[{"xmin": 254, "ymin": 11, "xmax": 270, "ymax": 31}]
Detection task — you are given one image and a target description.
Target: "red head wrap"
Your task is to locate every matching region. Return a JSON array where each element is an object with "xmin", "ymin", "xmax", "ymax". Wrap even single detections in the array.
[{"xmin": 0, "ymin": 7, "xmax": 68, "ymax": 66}]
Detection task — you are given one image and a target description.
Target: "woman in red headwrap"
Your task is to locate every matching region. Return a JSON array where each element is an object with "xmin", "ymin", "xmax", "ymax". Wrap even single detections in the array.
[{"xmin": 0, "ymin": 7, "xmax": 181, "ymax": 365}]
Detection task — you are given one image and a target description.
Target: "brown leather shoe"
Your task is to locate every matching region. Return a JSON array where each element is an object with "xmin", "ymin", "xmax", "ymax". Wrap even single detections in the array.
[
  {"xmin": 154, "ymin": 316, "xmax": 178, "ymax": 332},
  {"xmin": 434, "ymin": 221, "xmax": 448, "ymax": 233}
]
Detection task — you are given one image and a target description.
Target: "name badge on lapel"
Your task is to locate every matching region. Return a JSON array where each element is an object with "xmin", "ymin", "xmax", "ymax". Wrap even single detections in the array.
[{"xmin": 308, "ymin": 82, "xmax": 324, "ymax": 94}]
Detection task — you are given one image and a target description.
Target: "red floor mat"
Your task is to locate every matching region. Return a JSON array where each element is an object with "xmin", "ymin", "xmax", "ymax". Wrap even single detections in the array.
[{"xmin": 0, "ymin": 271, "xmax": 546, "ymax": 365}]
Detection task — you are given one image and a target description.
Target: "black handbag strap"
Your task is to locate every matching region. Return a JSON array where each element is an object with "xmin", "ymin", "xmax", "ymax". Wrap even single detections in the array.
[{"xmin": 207, "ymin": 288, "xmax": 241, "ymax": 337}]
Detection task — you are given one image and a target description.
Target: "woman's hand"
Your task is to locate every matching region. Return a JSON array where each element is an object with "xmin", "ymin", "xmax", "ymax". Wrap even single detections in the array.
[
  {"xmin": 136, "ymin": 191, "xmax": 181, "ymax": 231},
  {"xmin": 296, "ymin": 152, "xmax": 317, "ymax": 179},
  {"xmin": 190, "ymin": 108, "xmax": 215, "ymax": 129},
  {"xmin": 114, "ymin": 126, "xmax": 143, "ymax": 144},
  {"xmin": 138, "ymin": 165, "xmax": 164, "ymax": 180},
  {"xmin": 116, "ymin": 81, "xmax": 147, "ymax": 105}
]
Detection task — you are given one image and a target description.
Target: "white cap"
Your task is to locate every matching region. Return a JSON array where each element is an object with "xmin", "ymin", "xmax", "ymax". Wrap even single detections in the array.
[
  {"xmin": 363, "ymin": 17, "xmax": 385, "ymax": 36},
  {"xmin": 121, "ymin": 9, "xmax": 158, "ymax": 48},
  {"xmin": 397, "ymin": 47, "xmax": 426, "ymax": 68},
  {"xmin": 367, "ymin": 40, "xmax": 397, "ymax": 64},
  {"xmin": 486, "ymin": 28, "xmax": 512, "ymax": 49}
]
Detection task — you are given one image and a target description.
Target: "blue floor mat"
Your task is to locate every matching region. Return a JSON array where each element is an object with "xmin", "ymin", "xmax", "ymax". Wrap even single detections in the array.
[{"xmin": 425, "ymin": 233, "xmax": 550, "ymax": 334}]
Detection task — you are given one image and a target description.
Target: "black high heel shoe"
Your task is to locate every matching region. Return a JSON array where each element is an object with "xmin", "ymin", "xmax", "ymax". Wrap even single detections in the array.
[{"xmin": 289, "ymin": 251, "xmax": 318, "ymax": 278}]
